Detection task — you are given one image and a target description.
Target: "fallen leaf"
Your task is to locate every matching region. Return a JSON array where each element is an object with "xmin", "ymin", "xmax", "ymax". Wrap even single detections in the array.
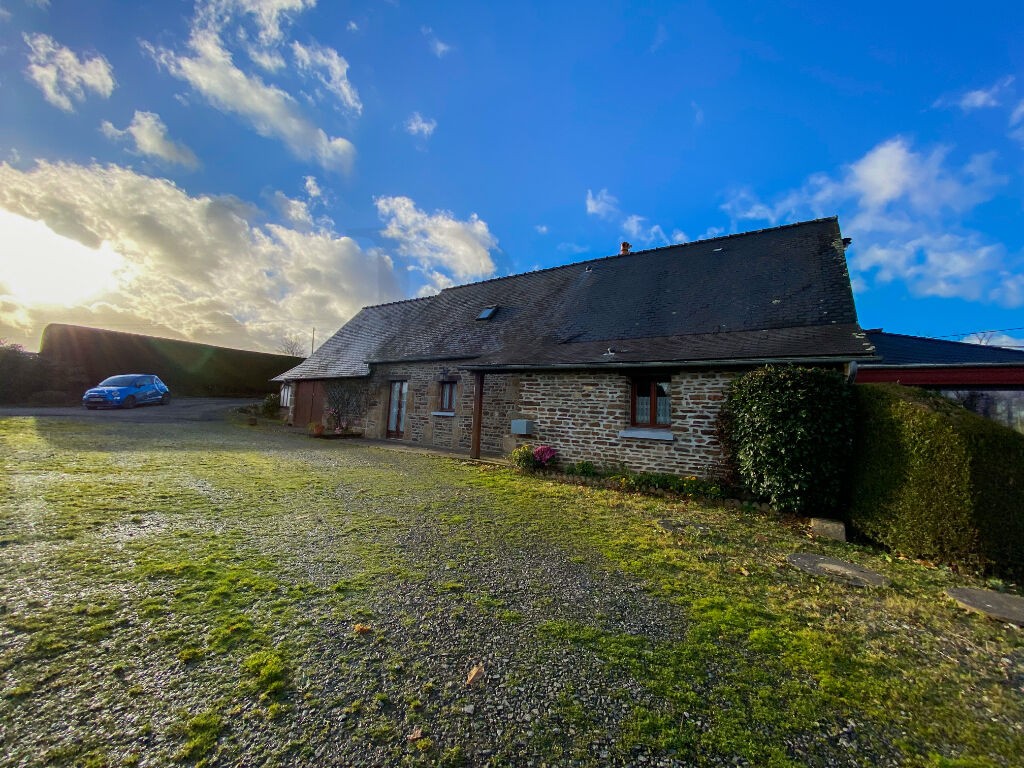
[
  {"xmin": 739, "ymin": 567, "xmax": 750, "ymax": 576},
  {"xmin": 466, "ymin": 662, "xmax": 484, "ymax": 685},
  {"xmin": 407, "ymin": 727, "xmax": 423, "ymax": 742},
  {"xmin": 353, "ymin": 623, "xmax": 373, "ymax": 635}
]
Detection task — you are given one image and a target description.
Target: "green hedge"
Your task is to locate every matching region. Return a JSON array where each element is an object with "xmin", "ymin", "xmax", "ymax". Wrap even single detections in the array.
[
  {"xmin": 722, "ymin": 366, "xmax": 855, "ymax": 515},
  {"xmin": 849, "ymin": 384, "xmax": 1024, "ymax": 578},
  {"xmin": 39, "ymin": 324, "xmax": 302, "ymax": 398}
]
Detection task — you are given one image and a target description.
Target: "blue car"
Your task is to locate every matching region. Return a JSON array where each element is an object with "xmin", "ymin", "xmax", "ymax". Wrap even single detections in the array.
[{"xmin": 82, "ymin": 374, "xmax": 171, "ymax": 410}]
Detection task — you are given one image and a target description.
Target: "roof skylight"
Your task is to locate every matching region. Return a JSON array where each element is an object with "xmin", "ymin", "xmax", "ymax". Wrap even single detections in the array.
[{"xmin": 477, "ymin": 306, "xmax": 498, "ymax": 320}]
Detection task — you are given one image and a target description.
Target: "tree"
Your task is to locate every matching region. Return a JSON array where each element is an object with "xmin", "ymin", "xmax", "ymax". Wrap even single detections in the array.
[{"xmin": 277, "ymin": 336, "xmax": 306, "ymax": 357}]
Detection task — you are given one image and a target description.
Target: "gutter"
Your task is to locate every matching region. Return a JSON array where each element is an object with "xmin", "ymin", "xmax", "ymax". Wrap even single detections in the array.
[
  {"xmin": 462, "ymin": 354, "xmax": 879, "ymax": 372},
  {"xmin": 366, "ymin": 354, "xmax": 481, "ymax": 365}
]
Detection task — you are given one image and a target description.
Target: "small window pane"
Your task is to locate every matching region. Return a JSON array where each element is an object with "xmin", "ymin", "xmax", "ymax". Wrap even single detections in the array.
[
  {"xmin": 636, "ymin": 392, "xmax": 651, "ymax": 423},
  {"xmin": 655, "ymin": 382, "xmax": 671, "ymax": 424},
  {"xmin": 441, "ymin": 381, "xmax": 457, "ymax": 410}
]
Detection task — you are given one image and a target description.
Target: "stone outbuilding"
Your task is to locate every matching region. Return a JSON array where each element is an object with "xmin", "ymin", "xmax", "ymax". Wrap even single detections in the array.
[{"xmin": 275, "ymin": 217, "xmax": 875, "ymax": 475}]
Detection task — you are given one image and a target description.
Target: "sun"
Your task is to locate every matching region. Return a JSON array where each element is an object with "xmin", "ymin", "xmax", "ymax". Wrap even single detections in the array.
[{"xmin": 0, "ymin": 209, "xmax": 125, "ymax": 306}]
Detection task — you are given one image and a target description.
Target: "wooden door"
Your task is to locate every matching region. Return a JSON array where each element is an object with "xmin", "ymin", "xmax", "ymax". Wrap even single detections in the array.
[{"xmin": 386, "ymin": 380, "xmax": 408, "ymax": 438}]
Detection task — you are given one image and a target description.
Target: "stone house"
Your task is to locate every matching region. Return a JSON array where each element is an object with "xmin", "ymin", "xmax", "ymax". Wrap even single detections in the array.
[{"xmin": 275, "ymin": 217, "xmax": 875, "ymax": 475}]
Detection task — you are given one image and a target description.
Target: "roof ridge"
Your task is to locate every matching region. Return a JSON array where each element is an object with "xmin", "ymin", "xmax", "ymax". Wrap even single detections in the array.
[
  {"xmin": 871, "ymin": 330, "xmax": 983, "ymax": 344},
  {"xmin": 424, "ymin": 216, "xmax": 841, "ymax": 295},
  {"xmin": 360, "ymin": 294, "xmax": 437, "ymax": 311}
]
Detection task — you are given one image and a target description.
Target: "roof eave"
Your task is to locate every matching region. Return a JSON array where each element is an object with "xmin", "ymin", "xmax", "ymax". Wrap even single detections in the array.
[{"xmin": 464, "ymin": 353, "xmax": 875, "ymax": 372}]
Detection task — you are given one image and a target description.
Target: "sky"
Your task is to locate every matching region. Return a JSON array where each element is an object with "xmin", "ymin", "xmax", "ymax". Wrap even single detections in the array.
[{"xmin": 1, "ymin": 0, "xmax": 1023, "ymax": 354}]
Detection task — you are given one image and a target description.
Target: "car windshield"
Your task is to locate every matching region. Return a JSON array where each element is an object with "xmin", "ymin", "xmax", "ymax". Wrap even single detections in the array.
[{"xmin": 98, "ymin": 376, "xmax": 140, "ymax": 387}]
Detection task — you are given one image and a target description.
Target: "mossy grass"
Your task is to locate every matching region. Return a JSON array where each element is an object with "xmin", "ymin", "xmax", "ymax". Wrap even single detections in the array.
[{"xmin": 0, "ymin": 416, "xmax": 1021, "ymax": 766}]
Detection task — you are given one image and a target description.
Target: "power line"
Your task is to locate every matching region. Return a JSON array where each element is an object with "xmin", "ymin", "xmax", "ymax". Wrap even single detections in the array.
[{"xmin": 933, "ymin": 326, "xmax": 1024, "ymax": 340}]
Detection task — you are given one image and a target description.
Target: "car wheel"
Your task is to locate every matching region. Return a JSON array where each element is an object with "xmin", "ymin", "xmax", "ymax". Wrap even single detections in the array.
[
  {"xmin": 123, "ymin": 396, "xmax": 136, "ymax": 409},
  {"xmin": 161, "ymin": 393, "xmax": 171, "ymax": 405}
]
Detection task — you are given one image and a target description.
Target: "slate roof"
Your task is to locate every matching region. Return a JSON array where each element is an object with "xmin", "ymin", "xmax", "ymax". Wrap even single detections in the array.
[
  {"xmin": 276, "ymin": 217, "xmax": 875, "ymax": 380},
  {"xmin": 863, "ymin": 331, "xmax": 1024, "ymax": 367}
]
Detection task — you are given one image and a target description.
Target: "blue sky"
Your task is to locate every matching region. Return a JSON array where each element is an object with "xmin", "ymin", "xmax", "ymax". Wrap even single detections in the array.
[{"xmin": 1, "ymin": 0, "xmax": 1022, "ymax": 353}]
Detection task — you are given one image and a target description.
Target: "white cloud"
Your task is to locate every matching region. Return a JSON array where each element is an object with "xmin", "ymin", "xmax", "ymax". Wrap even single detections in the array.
[
  {"xmin": 938, "ymin": 76, "xmax": 1015, "ymax": 111},
  {"xmin": 622, "ymin": 214, "xmax": 669, "ymax": 246},
  {"xmin": 535, "ymin": 225, "xmax": 548, "ymax": 235},
  {"xmin": 23, "ymin": 33, "xmax": 115, "ymax": 111},
  {"xmin": 697, "ymin": 226, "xmax": 725, "ymax": 241},
  {"xmin": 670, "ymin": 229, "xmax": 688, "ymax": 243},
  {"xmin": 346, "ymin": 20, "xmax": 358, "ymax": 32},
  {"xmin": 269, "ymin": 190, "xmax": 313, "ymax": 229},
  {"xmin": 101, "ymin": 111, "xmax": 200, "ymax": 168},
  {"xmin": 0, "ymin": 5, "xmax": 12, "ymax": 22},
  {"xmin": 405, "ymin": 112, "xmax": 437, "ymax": 137},
  {"xmin": 719, "ymin": 136, "xmax": 1019, "ymax": 307},
  {"xmin": 557, "ymin": 242, "xmax": 589, "ymax": 255},
  {"xmin": 304, "ymin": 175, "xmax": 321, "ymax": 198},
  {"xmin": 691, "ymin": 100, "xmax": 704, "ymax": 126},
  {"xmin": 650, "ymin": 23, "xmax": 668, "ymax": 54},
  {"xmin": 291, "ymin": 40, "xmax": 362, "ymax": 114},
  {"xmin": 375, "ymin": 196, "xmax": 497, "ymax": 286},
  {"xmin": 0, "ymin": 160, "xmax": 400, "ymax": 350},
  {"xmin": 1009, "ymin": 101, "xmax": 1024, "ymax": 146},
  {"xmin": 196, "ymin": 0, "xmax": 314, "ymax": 46},
  {"xmin": 146, "ymin": 29, "xmax": 355, "ymax": 173},
  {"xmin": 421, "ymin": 26, "xmax": 451, "ymax": 58},
  {"xmin": 962, "ymin": 331, "xmax": 1024, "ymax": 349},
  {"xmin": 1011, "ymin": 101, "xmax": 1024, "ymax": 126},
  {"xmin": 585, "ymin": 188, "xmax": 619, "ymax": 219}
]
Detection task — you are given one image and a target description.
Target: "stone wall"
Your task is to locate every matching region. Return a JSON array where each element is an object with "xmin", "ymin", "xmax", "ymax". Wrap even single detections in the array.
[
  {"xmin": 513, "ymin": 370, "xmax": 733, "ymax": 476},
  {"xmin": 301, "ymin": 365, "xmax": 733, "ymax": 476}
]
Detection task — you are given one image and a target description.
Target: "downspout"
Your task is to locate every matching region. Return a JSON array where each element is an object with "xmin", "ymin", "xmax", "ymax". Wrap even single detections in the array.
[{"xmin": 471, "ymin": 371, "xmax": 484, "ymax": 459}]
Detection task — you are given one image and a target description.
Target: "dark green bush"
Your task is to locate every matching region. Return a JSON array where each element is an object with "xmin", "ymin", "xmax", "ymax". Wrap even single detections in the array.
[
  {"xmin": 564, "ymin": 460, "xmax": 599, "ymax": 477},
  {"xmin": 261, "ymin": 393, "xmax": 281, "ymax": 418},
  {"xmin": 849, "ymin": 384, "xmax": 1024, "ymax": 578},
  {"xmin": 722, "ymin": 366, "xmax": 855, "ymax": 515}
]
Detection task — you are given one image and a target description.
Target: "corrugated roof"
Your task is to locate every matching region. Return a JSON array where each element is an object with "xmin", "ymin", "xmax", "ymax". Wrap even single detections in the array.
[
  {"xmin": 276, "ymin": 217, "xmax": 874, "ymax": 380},
  {"xmin": 863, "ymin": 331, "xmax": 1024, "ymax": 367}
]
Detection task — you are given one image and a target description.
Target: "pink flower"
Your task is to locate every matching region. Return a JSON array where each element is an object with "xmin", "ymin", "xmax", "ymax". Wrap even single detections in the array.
[{"xmin": 533, "ymin": 445, "xmax": 558, "ymax": 467}]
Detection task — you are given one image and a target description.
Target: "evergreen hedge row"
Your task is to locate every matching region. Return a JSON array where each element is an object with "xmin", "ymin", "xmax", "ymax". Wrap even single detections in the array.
[
  {"xmin": 721, "ymin": 366, "xmax": 855, "ymax": 515},
  {"xmin": 849, "ymin": 384, "xmax": 1024, "ymax": 579}
]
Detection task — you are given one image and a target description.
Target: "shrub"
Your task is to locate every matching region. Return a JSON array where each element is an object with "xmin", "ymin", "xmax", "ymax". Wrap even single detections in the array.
[
  {"xmin": 564, "ymin": 460, "xmax": 598, "ymax": 477},
  {"xmin": 849, "ymin": 384, "xmax": 1024, "ymax": 578},
  {"xmin": 533, "ymin": 445, "xmax": 558, "ymax": 468},
  {"xmin": 722, "ymin": 365, "xmax": 855, "ymax": 515},
  {"xmin": 261, "ymin": 392, "xmax": 281, "ymax": 418},
  {"xmin": 608, "ymin": 471, "xmax": 723, "ymax": 500},
  {"xmin": 509, "ymin": 444, "xmax": 539, "ymax": 472}
]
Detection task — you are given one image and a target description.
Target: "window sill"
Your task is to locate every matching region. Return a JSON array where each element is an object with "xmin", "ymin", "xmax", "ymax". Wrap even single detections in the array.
[
  {"xmin": 431, "ymin": 411, "xmax": 456, "ymax": 417},
  {"xmin": 618, "ymin": 428, "xmax": 674, "ymax": 441}
]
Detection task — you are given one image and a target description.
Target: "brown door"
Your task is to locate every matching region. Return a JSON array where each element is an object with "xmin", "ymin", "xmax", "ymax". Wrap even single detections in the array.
[{"xmin": 386, "ymin": 380, "xmax": 408, "ymax": 438}]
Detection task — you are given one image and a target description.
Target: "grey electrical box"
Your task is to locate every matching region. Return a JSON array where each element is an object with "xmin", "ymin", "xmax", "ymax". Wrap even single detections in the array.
[{"xmin": 510, "ymin": 419, "xmax": 535, "ymax": 435}]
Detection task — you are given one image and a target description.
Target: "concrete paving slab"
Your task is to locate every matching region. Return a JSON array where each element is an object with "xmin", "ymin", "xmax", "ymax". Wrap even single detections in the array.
[
  {"xmin": 947, "ymin": 587, "xmax": 1024, "ymax": 626},
  {"xmin": 786, "ymin": 552, "xmax": 891, "ymax": 588}
]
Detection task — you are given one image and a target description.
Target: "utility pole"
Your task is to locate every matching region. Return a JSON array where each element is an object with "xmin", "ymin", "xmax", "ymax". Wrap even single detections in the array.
[{"xmin": 311, "ymin": 327, "xmax": 315, "ymax": 355}]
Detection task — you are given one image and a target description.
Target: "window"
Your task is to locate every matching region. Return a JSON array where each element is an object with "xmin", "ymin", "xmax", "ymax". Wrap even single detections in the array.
[
  {"xmin": 280, "ymin": 383, "xmax": 293, "ymax": 408},
  {"xmin": 632, "ymin": 378, "xmax": 672, "ymax": 427},
  {"xmin": 476, "ymin": 306, "xmax": 498, "ymax": 320},
  {"xmin": 440, "ymin": 381, "xmax": 457, "ymax": 411}
]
